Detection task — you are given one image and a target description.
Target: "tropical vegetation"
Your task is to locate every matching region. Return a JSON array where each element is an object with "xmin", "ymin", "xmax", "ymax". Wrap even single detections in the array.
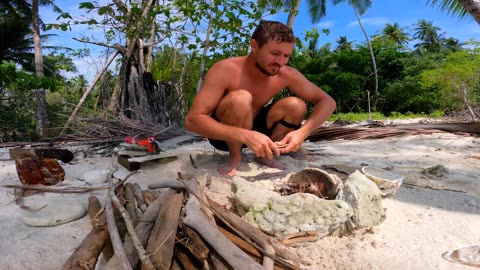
[{"xmin": 0, "ymin": 0, "xmax": 479, "ymax": 142}]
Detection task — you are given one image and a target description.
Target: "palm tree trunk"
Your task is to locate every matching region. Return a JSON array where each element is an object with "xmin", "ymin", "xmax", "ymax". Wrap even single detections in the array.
[
  {"xmin": 354, "ymin": 7, "xmax": 378, "ymax": 120},
  {"xmin": 459, "ymin": 0, "xmax": 480, "ymax": 25},
  {"xmin": 286, "ymin": 0, "xmax": 302, "ymax": 29},
  {"xmin": 32, "ymin": 0, "xmax": 48, "ymax": 138},
  {"xmin": 195, "ymin": 0, "xmax": 215, "ymax": 93}
]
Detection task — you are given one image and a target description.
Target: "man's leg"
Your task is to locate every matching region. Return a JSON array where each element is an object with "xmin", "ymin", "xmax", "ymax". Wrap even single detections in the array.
[
  {"xmin": 256, "ymin": 96, "xmax": 307, "ymax": 166},
  {"xmin": 214, "ymin": 90, "xmax": 253, "ymax": 175}
]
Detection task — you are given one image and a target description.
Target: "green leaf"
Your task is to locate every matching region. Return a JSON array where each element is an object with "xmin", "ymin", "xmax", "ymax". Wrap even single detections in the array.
[{"xmin": 79, "ymin": 2, "xmax": 95, "ymax": 10}]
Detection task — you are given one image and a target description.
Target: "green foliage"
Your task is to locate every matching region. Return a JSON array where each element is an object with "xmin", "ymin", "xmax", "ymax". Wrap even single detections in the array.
[{"xmin": 420, "ymin": 50, "xmax": 480, "ymax": 115}]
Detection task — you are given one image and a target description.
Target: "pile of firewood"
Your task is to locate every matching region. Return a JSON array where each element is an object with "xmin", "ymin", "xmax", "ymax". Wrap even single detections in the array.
[{"xmin": 62, "ymin": 173, "xmax": 309, "ymax": 270}]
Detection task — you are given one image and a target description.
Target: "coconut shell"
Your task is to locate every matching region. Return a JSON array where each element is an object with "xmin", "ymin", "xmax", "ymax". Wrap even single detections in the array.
[{"xmin": 15, "ymin": 156, "xmax": 65, "ymax": 186}]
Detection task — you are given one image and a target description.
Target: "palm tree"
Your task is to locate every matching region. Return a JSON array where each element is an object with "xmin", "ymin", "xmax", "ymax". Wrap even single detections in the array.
[
  {"xmin": 381, "ymin": 23, "xmax": 410, "ymax": 47},
  {"xmin": 413, "ymin": 19, "xmax": 445, "ymax": 53},
  {"xmin": 427, "ymin": 0, "xmax": 480, "ymax": 25},
  {"xmin": 335, "ymin": 36, "xmax": 354, "ymax": 51}
]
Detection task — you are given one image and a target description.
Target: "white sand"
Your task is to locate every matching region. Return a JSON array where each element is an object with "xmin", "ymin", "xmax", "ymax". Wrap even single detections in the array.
[{"xmin": 0, "ymin": 127, "xmax": 479, "ymax": 269}]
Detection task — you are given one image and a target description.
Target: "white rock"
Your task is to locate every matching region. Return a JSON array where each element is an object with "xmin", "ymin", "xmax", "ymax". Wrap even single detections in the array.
[
  {"xmin": 23, "ymin": 198, "xmax": 87, "ymax": 227},
  {"xmin": 82, "ymin": 169, "xmax": 110, "ymax": 184}
]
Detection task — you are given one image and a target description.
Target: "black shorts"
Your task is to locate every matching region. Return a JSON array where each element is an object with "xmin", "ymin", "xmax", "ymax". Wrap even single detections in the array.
[{"xmin": 208, "ymin": 104, "xmax": 274, "ymax": 151}]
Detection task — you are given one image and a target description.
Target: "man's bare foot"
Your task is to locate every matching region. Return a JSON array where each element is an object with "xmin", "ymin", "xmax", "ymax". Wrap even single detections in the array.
[
  {"xmin": 217, "ymin": 158, "xmax": 241, "ymax": 176},
  {"xmin": 255, "ymin": 157, "xmax": 285, "ymax": 170}
]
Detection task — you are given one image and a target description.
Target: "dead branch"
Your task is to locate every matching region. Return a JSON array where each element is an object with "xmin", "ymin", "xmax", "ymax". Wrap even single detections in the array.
[
  {"xmin": 60, "ymin": 50, "xmax": 120, "ymax": 137},
  {"xmin": 208, "ymin": 199, "xmax": 306, "ymax": 269},
  {"xmin": 145, "ymin": 191, "xmax": 183, "ymax": 270},
  {"xmin": 111, "ymin": 192, "xmax": 154, "ymax": 270},
  {"xmin": 182, "ymin": 184, "xmax": 263, "ymax": 270},
  {"xmin": 105, "ymin": 157, "xmax": 132, "ymax": 270},
  {"xmin": 133, "ymin": 183, "xmax": 147, "ymax": 212},
  {"xmin": 62, "ymin": 196, "xmax": 110, "ymax": 270},
  {"xmin": 124, "ymin": 183, "xmax": 139, "ymax": 226},
  {"xmin": 1, "ymin": 184, "xmax": 108, "ymax": 193},
  {"xmin": 104, "ymin": 192, "xmax": 168, "ymax": 269},
  {"xmin": 177, "ymin": 225, "xmax": 210, "ymax": 262}
]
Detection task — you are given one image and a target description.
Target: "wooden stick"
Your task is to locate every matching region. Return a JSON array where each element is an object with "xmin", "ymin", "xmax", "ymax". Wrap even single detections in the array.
[
  {"xmin": 1, "ymin": 184, "xmax": 108, "ymax": 193},
  {"xmin": 62, "ymin": 196, "xmax": 110, "ymax": 270},
  {"xmin": 174, "ymin": 246, "xmax": 200, "ymax": 270},
  {"xmin": 105, "ymin": 157, "xmax": 132, "ymax": 270},
  {"xmin": 182, "ymin": 190, "xmax": 263, "ymax": 270},
  {"xmin": 145, "ymin": 191, "xmax": 183, "ymax": 270},
  {"xmin": 104, "ymin": 190, "xmax": 174, "ymax": 270},
  {"xmin": 133, "ymin": 183, "xmax": 147, "ymax": 212},
  {"xmin": 177, "ymin": 225, "xmax": 210, "ymax": 262},
  {"xmin": 124, "ymin": 183, "xmax": 139, "ymax": 226},
  {"xmin": 208, "ymin": 199, "xmax": 307, "ymax": 268}
]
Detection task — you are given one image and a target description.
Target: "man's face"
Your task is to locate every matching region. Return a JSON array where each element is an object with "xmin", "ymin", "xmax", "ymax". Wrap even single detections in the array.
[{"xmin": 252, "ymin": 39, "xmax": 294, "ymax": 76}]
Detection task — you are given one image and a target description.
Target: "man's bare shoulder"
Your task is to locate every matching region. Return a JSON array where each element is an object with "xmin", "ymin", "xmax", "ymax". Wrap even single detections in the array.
[{"xmin": 211, "ymin": 56, "xmax": 246, "ymax": 71}]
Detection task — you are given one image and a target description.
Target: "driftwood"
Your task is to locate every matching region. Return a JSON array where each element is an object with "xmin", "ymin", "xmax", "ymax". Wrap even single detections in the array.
[
  {"xmin": 110, "ymin": 193, "xmax": 155, "ymax": 270},
  {"xmin": 145, "ymin": 190, "xmax": 183, "ymax": 270},
  {"xmin": 174, "ymin": 246, "xmax": 200, "ymax": 270},
  {"xmin": 181, "ymin": 180, "xmax": 264, "ymax": 270},
  {"xmin": 62, "ymin": 196, "xmax": 110, "ymax": 270},
  {"xmin": 104, "ymin": 192, "xmax": 170, "ymax": 269},
  {"xmin": 176, "ymin": 225, "xmax": 210, "ymax": 262},
  {"xmin": 208, "ymin": 199, "xmax": 306, "ymax": 269},
  {"xmin": 124, "ymin": 183, "xmax": 139, "ymax": 226},
  {"xmin": 133, "ymin": 183, "xmax": 147, "ymax": 212}
]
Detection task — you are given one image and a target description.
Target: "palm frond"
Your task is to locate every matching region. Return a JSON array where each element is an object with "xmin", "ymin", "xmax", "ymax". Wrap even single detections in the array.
[{"xmin": 427, "ymin": 0, "xmax": 470, "ymax": 20}]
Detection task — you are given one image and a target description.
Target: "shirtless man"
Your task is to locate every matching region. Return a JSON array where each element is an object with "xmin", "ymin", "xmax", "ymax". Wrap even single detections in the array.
[{"xmin": 185, "ymin": 20, "xmax": 336, "ymax": 176}]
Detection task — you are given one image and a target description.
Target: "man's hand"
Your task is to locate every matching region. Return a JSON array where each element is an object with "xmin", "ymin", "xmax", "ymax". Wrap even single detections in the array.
[
  {"xmin": 277, "ymin": 129, "xmax": 307, "ymax": 153},
  {"xmin": 243, "ymin": 130, "xmax": 280, "ymax": 159}
]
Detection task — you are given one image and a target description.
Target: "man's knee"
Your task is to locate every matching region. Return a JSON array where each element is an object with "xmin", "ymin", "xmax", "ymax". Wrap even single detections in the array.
[
  {"xmin": 215, "ymin": 89, "xmax": 253, "ymax": 122},
  {"xmin": 283, "ymin": 96, "xmax": 307, "ymax": 117}
]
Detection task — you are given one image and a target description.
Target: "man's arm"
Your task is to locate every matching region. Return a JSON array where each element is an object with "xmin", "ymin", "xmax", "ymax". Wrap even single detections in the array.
[
  {"xmin": 279, "ymin": 67, "xmax": 336, "ymax": 151},
  {"xmin": 184, "ymin": 61, "xmax": 249, "ymax": 144}
]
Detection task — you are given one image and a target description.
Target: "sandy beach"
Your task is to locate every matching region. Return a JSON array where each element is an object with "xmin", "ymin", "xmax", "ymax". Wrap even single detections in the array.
[{"xmin": 0, "ymin": 121, "xmax": 479, "ymax": 269}]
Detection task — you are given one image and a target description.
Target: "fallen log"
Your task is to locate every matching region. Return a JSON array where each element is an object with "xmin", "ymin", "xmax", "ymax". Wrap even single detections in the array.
[
  {"xmin": 62, "ymin": 196, "xmax": 110, "ymax": 270},
  {"xmin": 145, "ymin": 190, "xmax": 184, "ymax": 270}
]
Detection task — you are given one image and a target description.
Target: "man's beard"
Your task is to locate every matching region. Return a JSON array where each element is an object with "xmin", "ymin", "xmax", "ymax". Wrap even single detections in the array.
[{"xmin": 256, "ymin": 62, "xmax": 279, "ymax": 76}]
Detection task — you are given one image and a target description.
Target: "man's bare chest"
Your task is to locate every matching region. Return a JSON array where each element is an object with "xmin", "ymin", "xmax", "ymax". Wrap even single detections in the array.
[{"xmin": 227, "ymin": 79, "xmax": 285, "ymax": 109}]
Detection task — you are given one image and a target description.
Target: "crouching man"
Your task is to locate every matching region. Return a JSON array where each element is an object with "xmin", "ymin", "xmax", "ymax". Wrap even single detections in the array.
[{"xmin": 185, "ymin": 20, "xmax": 336, "ymax": 176}]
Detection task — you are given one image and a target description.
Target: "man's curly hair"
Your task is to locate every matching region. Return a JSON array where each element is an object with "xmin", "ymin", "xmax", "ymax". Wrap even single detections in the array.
[{"xmin": 252, "ymin": 20, "xmax": 295, "ymax": 48}]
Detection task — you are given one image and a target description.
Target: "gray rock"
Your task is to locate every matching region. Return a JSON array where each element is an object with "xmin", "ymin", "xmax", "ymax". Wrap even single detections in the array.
[
  {"xmin": 23, "ymin": 198, "xmax": 87, "ymax": 227},
  {"xmin": 337, "ymin": 171, "xmax": 385, "ymax": 229}
]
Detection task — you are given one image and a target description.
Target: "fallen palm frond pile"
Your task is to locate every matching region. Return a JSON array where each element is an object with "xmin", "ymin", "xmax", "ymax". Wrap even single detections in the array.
[
  {"xmin": 61, "ymin": 173, "xmax": 307, "ymax": 270},
  {"xmin": 308, "ymin": 122, "xmax": 480, "ymax": 141},
  {"xmin": 60, "ymin": 116, "xmax": 188, "ymax": 142}
]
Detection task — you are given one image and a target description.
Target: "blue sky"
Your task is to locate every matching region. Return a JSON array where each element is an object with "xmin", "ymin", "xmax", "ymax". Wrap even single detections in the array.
[
  {"xmin": 272, "ymin": 1, "xmax": 479, "ymax": 48},
  {"xmin": 41, "ymin": 0, "xmax": 480, "ymax": 80}
]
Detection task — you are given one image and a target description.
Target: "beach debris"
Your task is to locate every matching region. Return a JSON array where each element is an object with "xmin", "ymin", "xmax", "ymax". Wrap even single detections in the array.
[
  {"xmin": 22, "ymin": 198, "xmax": 87, "ymax": 227},
  {"xmin": 361, "ymin": 166, "xmax": 404, "ymax": 196},
  {"xmin": 336, "ymin": 171, "xmax": 386, "ymax": 229},
  {"xmin": 442, "ymin": 244, "xmax": 480, "ymax": 268},
  {"xmin": 232, "ymin": 176, "xmax": 353, "ymax": 237},
  {"xmin": 422, "ymin": 164, "xmax": 449, "ymax": 178},
  {"xmin": 285, "ymin": 167, "xmax": 343, "ymax": 199},
  {"xmin": 14, "ymin": 156, "xmax": 65, "ymax": 186},
  {"xmin": 307, "ymin": 122, "xmax": 480, "ymax": 141}
]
